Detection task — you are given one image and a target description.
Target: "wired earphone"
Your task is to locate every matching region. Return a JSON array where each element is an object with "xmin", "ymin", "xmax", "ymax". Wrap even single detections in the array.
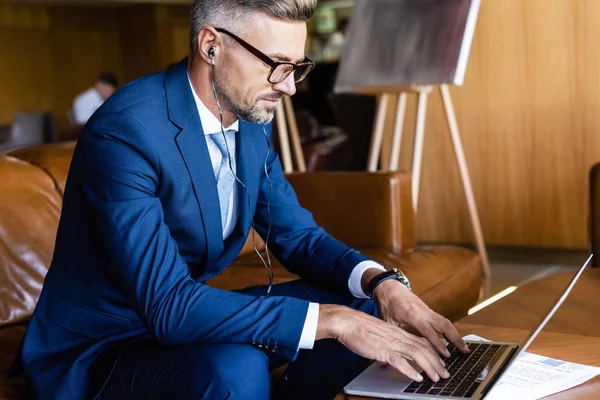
[{"xmin": 208, "ymin": 46, "xmax": 275, "ymax": 296}]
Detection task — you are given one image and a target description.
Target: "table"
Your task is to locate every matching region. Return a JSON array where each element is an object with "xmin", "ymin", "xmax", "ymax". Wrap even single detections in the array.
[{"xmin": 346, "ymin": 267, "xmax": 600, "ymax": 399}]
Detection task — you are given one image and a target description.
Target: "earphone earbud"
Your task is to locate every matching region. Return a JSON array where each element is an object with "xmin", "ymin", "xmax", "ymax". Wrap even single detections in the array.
[{"xmin": 208, "ymin": 47, "xmax": 216, "ymax": 59}]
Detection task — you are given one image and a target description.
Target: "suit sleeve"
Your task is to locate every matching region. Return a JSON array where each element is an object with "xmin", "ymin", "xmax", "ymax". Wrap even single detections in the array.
[
  {"xmin": 252, "ymin": 125, "xmax": 370, "ymax": 295},
  {"xmin": 79, "ymin": 112, "xmax": 308, "ymax": 361}
]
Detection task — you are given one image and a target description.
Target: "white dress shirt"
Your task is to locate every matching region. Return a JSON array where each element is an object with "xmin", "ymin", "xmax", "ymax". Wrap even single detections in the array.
[
  {"xmin": 188, "ymin": 76, "xmax": 385, "ymax": 350},
  {"xmin": 72, "ymin": 88, "xmax": 105, "ymax": 125}
]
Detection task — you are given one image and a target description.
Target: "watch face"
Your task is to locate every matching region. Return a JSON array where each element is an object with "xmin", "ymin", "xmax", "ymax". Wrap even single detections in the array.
[
  {"xmin": 393, "ymin": 269, "xmax": 411, "ymax": 290},
  {"xmin": 392, "ymin": 268, "xmax": 405, "ymax": 279},
  {"xmin": 400, "ymin": 276, "xmax": 410, "ymax": 286}
]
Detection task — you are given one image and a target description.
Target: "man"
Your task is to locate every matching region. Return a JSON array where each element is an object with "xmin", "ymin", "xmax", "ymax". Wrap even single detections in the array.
[
  {"xmin": 20, "ymin": 1, "xmax": 469, "ymax": 399},
  {"xmin": 72, "ymin": 72, "xmax": 118, "ymax": 125}
]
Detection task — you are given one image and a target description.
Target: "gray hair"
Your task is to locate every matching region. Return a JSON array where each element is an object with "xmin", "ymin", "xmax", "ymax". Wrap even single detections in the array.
[{"xmin": 189, "ymin": 0, "xmax": 317, "ymax": 56}]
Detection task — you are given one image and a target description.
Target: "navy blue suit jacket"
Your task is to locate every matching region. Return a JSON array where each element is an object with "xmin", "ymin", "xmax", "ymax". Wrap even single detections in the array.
[{"xmin": 20, "ymin": 59, "xmax": 369, "ymax": 399}]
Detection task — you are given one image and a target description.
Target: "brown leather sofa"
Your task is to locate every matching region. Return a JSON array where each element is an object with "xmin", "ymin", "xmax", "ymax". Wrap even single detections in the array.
[{"xmin": 0, "ymin": 142, "xmax": 482, "ymax": 399}]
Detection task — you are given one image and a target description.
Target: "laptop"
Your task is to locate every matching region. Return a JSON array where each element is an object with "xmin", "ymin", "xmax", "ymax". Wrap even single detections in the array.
[{"xmin": 344, "ymin": 254, "xmax": 593, "ymax": 400}]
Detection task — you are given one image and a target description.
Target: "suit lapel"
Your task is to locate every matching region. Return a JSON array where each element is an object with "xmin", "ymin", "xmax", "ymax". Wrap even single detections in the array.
[
  {"xmin": 175, "ymin": 120, "xmax": 224, "ymax": 267},
  {"xmin": 167, "ymin": 58, "xmax": 224, "ymax": 267}
]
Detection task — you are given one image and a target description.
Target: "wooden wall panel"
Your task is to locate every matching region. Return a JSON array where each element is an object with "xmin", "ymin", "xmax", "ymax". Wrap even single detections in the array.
[
  {"xmin": 118, "ymin": 5, "xmax": 162, "ymax": 83},
  {"xmin": 0, "ymin": 3, "xmax": 187, "ymax": 133},
  {"xmin": 0, "ymin": 4, "xmax": 54, "ymax": 124},
  {"xmin": 171, "ymin": 25, "xmax": 191, "ymax": 62},
  {"xmin": 0, "ymin": 4, "xmax": 128, "ymax": 132},
  {"xmin": 395, "ymin": 0, "xmax": 600, "ymax": 249},
  {"xmin": 154, "ymin": 5, "xmax": 191, "ymax": 68},
  {"xmin": 49, "ymin": 6, "xmax": 125, "ymax": 131}
]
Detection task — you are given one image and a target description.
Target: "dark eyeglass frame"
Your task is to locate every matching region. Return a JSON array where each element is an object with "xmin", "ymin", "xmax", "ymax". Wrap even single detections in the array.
[{"xmin": 215, "ymin": 28, "xmax": 315, "ymax": 84}]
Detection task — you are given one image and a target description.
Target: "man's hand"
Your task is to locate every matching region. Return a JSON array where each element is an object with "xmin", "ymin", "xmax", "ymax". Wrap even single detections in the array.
[
  {"xmin": 316, "ymin": 305, "xmax": 450, "ymax": 383},
  {"xmin": 362, "ymin": 268, "xmax": 470, "ymax": 358}
]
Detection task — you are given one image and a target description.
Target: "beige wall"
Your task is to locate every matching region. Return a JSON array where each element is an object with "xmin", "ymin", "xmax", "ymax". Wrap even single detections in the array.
[{"xmin": 378, "ymin": 0, "xmax": 600, "ymax": 250}]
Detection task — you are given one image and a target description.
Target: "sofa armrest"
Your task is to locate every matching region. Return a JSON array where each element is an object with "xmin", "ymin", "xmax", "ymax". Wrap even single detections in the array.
[
  {"xmin": 589, "ymin": 163, "xmax": 600, "ymax": 268},
  {"xmin": 286, "ymin": 171, "xmax": 416, "ymax": 252}
]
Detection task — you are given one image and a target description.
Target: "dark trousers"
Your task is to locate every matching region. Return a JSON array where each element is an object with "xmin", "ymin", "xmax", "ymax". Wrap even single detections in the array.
[{"xmin": 89, "ymin": 279, "xmax": 379, "ymax": 400}]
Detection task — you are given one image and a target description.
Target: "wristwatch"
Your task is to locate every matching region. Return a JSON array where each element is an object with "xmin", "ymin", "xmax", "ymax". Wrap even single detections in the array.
[{"xmin": 365, "ymin": 268, "xmax": 411, "ymax": 300}]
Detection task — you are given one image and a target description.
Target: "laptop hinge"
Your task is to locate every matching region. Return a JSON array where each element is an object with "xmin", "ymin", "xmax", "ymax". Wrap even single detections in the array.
[{"xmin": 480, "ymin": 346, "xmax": 519, "ymax": 398}]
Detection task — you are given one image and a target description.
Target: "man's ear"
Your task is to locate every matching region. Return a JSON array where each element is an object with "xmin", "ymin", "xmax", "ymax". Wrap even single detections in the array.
[{"xmin": 198, "ymin": 26, "xmax": 219, "ymax": 65}]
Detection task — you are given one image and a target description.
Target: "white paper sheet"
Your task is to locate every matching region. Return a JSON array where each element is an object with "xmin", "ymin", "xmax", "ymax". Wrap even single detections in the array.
[{"xmin": 464, "ymin": 334, "xmax": 600, "ymax": 400}]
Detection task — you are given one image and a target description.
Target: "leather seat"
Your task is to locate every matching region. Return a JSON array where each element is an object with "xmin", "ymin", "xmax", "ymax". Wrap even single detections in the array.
[{"xmin": 8, "ymin": 142, "xmax": 75, "ymax": 195}]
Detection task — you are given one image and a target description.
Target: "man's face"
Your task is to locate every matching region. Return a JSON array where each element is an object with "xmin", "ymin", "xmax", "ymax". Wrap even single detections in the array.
[
  {"xmin": 96, "ymin": 82, "xmax": 116, "ymax": 100},
  {"xmin": 214, "ymin": 14, "xmax": 307, "ymax": 124}
]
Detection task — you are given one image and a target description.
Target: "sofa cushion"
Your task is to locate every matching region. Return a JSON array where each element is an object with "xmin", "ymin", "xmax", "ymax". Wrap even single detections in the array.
[
  {"xmin": 287, "ymin": 172, "xmax": 417, "ymax": 252},
  {"xmin": 0, "ymin": 157, "xmax": 61, "ymax": 327},
  {"xmin": 211, "ymin": 246, "xmax": 481, "ymax": 321},
  {"xmin": 7, "ymin": 141, "xmax": 76, "ymax": 196}
]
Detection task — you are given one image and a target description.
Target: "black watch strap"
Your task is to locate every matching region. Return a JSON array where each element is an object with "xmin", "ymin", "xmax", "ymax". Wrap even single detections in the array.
[{"xmin": 365, "ymin": 268, "xmax": 411, "ymax": 300}]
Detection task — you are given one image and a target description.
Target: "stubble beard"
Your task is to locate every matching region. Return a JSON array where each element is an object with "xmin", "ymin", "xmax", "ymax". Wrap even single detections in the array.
[{"xmin": 214, "ymin": 67, "xmax": 279, "ymax": 125}]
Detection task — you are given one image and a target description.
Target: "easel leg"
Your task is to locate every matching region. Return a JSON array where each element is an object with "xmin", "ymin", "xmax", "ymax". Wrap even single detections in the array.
[
  {"xmin": 389, "ymin": 92, "xmax": 407, "ymax": 172},
  {"xmin": 411, "ymin": 90, "xmax": 429, "ymax": 212},
  {"xmin": 440, "ymin": 84, "xmax": 492, "ymax": 284},
  {"xmin": 276, "ymin": 100, "xmax": 293, "ymax": 173},
  {"xmin": 368, "ymin": 93, "xmax": 390, "ymax": 172},
  {"xmin": 283, "ymin": 96, "xmax": 306, "ymax": 172}
]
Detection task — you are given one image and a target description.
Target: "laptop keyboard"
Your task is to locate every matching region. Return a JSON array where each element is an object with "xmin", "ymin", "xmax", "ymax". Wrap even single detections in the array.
[{"xmin": 402, "ymin": 342, "xmax": 506, "ymax": 398}]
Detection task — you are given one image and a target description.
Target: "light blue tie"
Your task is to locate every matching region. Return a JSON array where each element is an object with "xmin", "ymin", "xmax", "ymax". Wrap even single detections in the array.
[{"xmin": 210, "ymin": 130, "xmax": 236, "ymax": 231}]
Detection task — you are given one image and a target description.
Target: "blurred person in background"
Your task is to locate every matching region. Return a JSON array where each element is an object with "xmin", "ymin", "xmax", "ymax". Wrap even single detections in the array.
[{"xmin": 72, "ymin": 72, "xmax": 118, "ymax": 125}]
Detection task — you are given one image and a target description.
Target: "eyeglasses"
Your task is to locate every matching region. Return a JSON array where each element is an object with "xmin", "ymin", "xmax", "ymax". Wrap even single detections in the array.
[{"xmin": 215, "ymin": 28, "xmax": 315, "ymax": 84}]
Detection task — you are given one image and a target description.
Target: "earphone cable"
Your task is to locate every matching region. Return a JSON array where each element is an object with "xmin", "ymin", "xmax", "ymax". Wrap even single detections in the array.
[{"xmin": 210, "ymin": 57, "xmax": 274, "ymax": 296}]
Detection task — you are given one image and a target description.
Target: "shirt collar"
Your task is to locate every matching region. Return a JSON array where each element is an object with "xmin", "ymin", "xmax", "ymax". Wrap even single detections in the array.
[{"xmin": 187, "ymin": 73, "xmax": 239, "ymax": 135}]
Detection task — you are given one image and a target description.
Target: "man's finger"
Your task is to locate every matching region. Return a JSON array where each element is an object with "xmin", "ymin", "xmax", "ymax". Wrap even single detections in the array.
[
  {"xmin": 403, "ymin": 329, "xmax": 450, "ymax": 377},
  {"xmin": 416, "ymin": 337, "xmax": 450, "ymax": 379},
  {"xmin": 422, "ymin": 325, "xmax": 451, "ymax": 358},
  {"xmin": 403, "ymin": 343, "xmax": 447, "ymax": 382},
  {"xmin": 388, "ymin": 353, "xmax": 424, "ymax": 382},
  {"xmin": 438, "ymin": 317, "xmax": 469, "ymax": 353}
]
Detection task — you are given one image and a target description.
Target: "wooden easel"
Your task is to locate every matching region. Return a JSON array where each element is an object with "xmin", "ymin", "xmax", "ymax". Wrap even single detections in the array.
[
  {"xmin": 368, "ymin": 84, "xmax": 491, "ymax": 282},
  {"xmin": 275, "ymin": 96, "xmax": 306, "ymax": 173}
]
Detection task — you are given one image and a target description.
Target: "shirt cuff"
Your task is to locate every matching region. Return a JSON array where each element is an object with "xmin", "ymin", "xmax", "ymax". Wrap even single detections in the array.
[
  {"xmin": 298, "ymin": 302, "xmax": 319, "ymax": 350},
  {"xmin": 348, "ymin": 260, "xmax": 386, "ymax": 299}
]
